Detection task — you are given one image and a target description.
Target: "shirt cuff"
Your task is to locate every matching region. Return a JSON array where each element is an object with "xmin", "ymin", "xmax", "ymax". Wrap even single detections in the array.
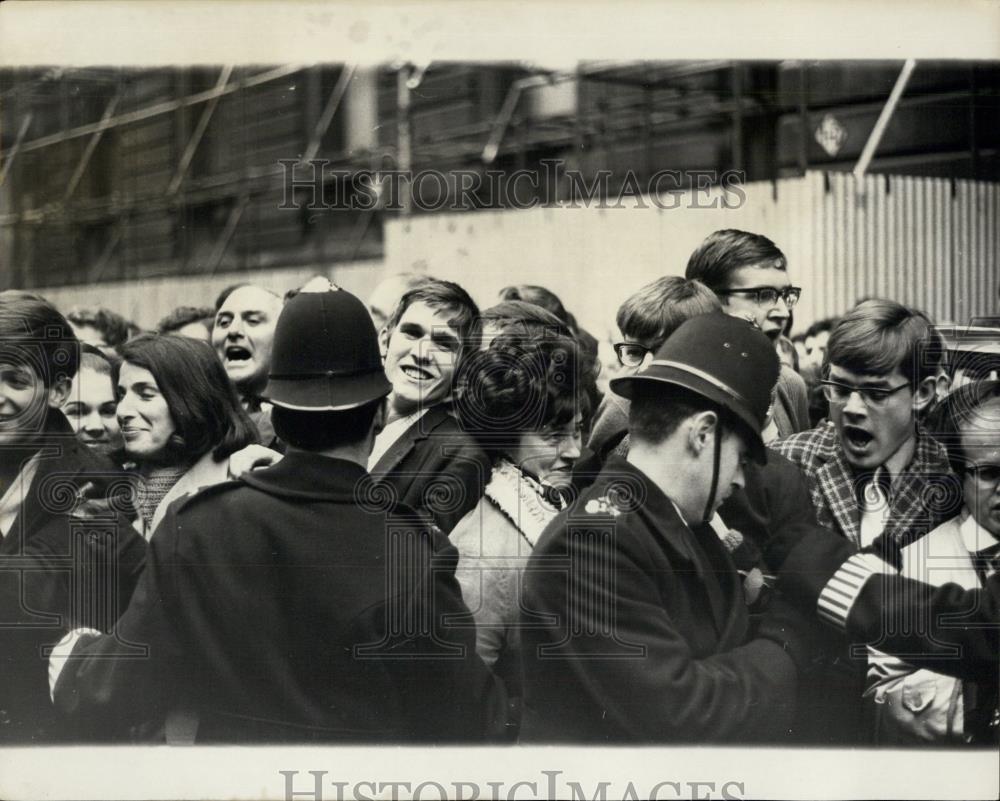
[
  {"xmin": 817, "ymin": 552, "xmax": 896, "ymax": 631},
  {"xmin": 49, "ymin": 627, "xmax": 102, "ymax": 701}
]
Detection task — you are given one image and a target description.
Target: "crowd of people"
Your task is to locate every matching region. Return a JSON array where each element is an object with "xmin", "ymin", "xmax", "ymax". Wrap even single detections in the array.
[{"xmin": 0, "ymin": 227, "xmax": 996, "ymax": 747}]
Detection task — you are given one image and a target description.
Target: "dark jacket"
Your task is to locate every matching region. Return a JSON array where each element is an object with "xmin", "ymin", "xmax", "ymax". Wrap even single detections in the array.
[
  {"xmin": 369, "ymin": 405, "xmax": 490, "ymax": 535},
  {"xmin": 52, "ymin": 451, "xmax": 501, "ymax": 743},
  {"xmin": 519, "ymin": 456, "xmax": 806, "ymax": 743},
  {"xmin": 0, "ymin": 410, "xmax": 146, "ymax": 743}
]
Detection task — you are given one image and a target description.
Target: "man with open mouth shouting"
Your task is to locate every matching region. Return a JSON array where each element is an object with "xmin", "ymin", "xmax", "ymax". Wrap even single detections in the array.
[
  {"xmin": 770, "ymin": 298, "xmax": 955, "ymax": 744},
  {"xmin": 211, "ymin": 284, "xmax": 284, "ymax": 446},
  {"xmin": 368, "ymin": 278, "xmax": 490, "ymax": 535}
]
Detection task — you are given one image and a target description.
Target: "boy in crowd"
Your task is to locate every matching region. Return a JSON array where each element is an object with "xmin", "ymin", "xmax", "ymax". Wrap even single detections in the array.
[
  {"xmin": 587, "ymin": 276, "xmax": 721, "ymax": 459},
  {"xmin": 0, "ymin": 292, "xmax": 144, "ymax": 742},
  {"xmin": 771, "ymin": 298, "xmax": 953, "ymax": 742},
  {"xmin": 369, "ymin": 279, "xmax": 490, "ymax": 535},
  {"xmin": 685, "ymin": 229, "xmax": 811, "ymax": 437}
]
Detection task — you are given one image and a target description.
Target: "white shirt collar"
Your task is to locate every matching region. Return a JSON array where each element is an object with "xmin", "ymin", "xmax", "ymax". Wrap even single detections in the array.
[
  {"xmin": 367, "ymin": 407, "xmax": 430, "ymax": 470},
  {"xmin": 0, "ymin": 452, "xmax": 43, "ymax": 538}
]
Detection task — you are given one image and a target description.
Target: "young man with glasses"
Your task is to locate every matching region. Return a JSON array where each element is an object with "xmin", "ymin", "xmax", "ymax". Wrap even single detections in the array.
[
  {"xmin": 588, "ymin": 276, "xmax": 721, "ymax": 460},
  {"xmin": 685, "ymin": 229, "xmax": 810, "ymax": 437},
  {"xmin": 770, "ymin": 298, "xmax": 953, "ymax": 743}
]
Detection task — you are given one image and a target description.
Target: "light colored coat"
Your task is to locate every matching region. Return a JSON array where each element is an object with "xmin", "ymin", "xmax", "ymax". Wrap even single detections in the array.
[
  {"xmin": 867, "ymin": 512, "xmax": 983, "ymax": 744},
  {"xmin": 451, "ymin": 461, "xmax": 561, "ymax": 667}
]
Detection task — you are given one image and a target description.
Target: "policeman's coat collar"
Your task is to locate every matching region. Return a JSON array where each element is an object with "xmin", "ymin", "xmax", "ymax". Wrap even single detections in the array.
[
  {"xmin": 240, "ymin": 450, "xmax": 370, "ymax": 503},
  {"xmin": 579, "ymin": 454, "xmax": 701, "ymax": 566}
]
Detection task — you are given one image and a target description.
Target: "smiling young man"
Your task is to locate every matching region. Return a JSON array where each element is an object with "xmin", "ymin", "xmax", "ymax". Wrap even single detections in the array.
[
  {"xmin": 211, "ymin": 284, "xmax": 283, "ymax": 445},
  {"xmin": 685, "ymin": 229, "xmax": 810, "ymax": 437},
  {"xmin": 368, "ymin": 279, "xmax": 490, "ymax": 535},
  {"xmin": 0, "ymin": 292, "xmax": 144, "ymax": 742}
]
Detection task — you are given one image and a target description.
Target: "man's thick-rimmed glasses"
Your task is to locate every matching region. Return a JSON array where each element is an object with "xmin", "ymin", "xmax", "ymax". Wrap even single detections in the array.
[
  {"xmin": 965, "ymin": 463, "xmax": 1000, "ymax": 486},
  {"xmin": 819, "ymin": 379, "xmax": 910, "ymax": 408},
  {"xmin": 716, "ymin": 286, "xmax": 802, "ymax": 307},
  {"xmin": 613, "ymin": 342, "xmax": 654, "ymax": 368}
]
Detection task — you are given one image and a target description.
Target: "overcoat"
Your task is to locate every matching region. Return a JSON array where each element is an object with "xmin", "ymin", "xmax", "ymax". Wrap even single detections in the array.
[
  {"xmin": 519, "ymin": 456, "xmax": 801, "ymax": 743},
  {"xmin": 52, "ymin": 451, "xmax": 501, "ymax": 743},
  {"xmin": 0, "ymin": 410, "xmax": 146, "ymax": 743}
]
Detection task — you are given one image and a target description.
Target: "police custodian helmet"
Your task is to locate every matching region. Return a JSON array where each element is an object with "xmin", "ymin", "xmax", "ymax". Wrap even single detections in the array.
[
  {"xmin": 610, "ymin": 311, "xmax": 779, "ymax": 464},
  {"xmin": 262, "ymin": 279, "xmax": 392, "ymax": 411}
]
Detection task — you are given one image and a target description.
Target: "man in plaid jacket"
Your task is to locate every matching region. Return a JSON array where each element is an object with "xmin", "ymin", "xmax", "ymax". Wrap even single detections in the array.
[{"xmin": 771, "ymin": 299, "xmax": 955, "ymax": 744}]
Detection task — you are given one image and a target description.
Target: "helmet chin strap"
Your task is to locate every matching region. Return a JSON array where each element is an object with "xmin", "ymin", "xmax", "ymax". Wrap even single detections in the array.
[{"xmin": 702, "ymin": 425, "xmax": 723, "ymax": 524}]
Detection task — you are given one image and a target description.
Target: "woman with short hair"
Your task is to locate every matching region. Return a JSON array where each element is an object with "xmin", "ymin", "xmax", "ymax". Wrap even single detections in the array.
[
  {"xmin": 115, "ymin": 334, "xmax": 258, "ymax": 538},
  {"xmin": 450, "ymin": 332, "xmax": 591, "ymax": 738}
]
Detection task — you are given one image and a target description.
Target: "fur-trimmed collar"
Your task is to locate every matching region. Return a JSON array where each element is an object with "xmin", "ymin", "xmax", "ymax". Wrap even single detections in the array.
[{"xmin": 484, "ymin": 460, "xmax": 563, "ymax": 548}]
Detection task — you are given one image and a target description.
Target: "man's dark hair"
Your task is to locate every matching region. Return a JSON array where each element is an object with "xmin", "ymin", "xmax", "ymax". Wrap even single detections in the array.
[
  {"xmin": 805, "ymin": 317, "xmax": 835, "ymax": 338},
  {"xmin": 66, "ymin": 307, "xmax": 133, "ymax": 349},
  {"xmin": 616, "ymin": 276, "xmax": 721, "ymax": 347},
  {"xmin": 385, "ymin": 278, "xmax": 480, "ymax": 353},
  {"xmin": 157, "ymin": 306, "xmax": 215, "ymax": 335},
  {"xmin": 116, "ymin": 334, "xmax": 258, "ymax": 463},
  {"xmin": 684, "ymin": 229, "xmax": 787, "ymax": 293},
  {"xmin": 271, "ymin": 400, "xmax": 382, "ymax": 452},
  {"xmin": 628, "ymin": 382, "xmax": 746, "ymax": 450},
  {"xmin": 825, "ymin": 299, "xmax": 944, "ymax": 387},
  {"xmin": 0, "ymin": 291, "xmax": 79, "ymax": 386}
]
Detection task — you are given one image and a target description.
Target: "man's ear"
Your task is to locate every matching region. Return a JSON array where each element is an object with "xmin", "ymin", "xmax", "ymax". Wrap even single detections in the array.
[
  {"xmin": 686, "ymin": 410, "xmax": 718, "ymax": 456},
  {"xmin": 378, "ymin": 326, "xmax": 390, "ymax": 360},
  {"xmin": 933, "ymin": 370, "xmax": 951, "ymax": 403},
  {"xmin": 47, "ymin": 376, "xmax": 72, "ymax": 409},
  {"xmin": 912, "ymin": 375, "xmax": 937, "ymax": 413}
]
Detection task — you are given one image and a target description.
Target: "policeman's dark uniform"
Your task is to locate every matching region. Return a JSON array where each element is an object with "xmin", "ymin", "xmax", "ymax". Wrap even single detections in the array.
[
  {"xmin": 519, "ymin": 313, "xmax": 819, "ymax": 743},
  {"xmin": 52, "ymin": 284, "xmax": 499, "ymax": 743}
]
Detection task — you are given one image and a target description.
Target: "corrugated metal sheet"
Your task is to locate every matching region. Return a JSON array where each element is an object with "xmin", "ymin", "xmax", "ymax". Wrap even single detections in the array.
[
  {"xmin": 34, "ymin": 170, "xmax": 999, "ymax": 336},
  {"xmin": 383, "ymin": 170, "xmax": 999, "ymax": 338}
]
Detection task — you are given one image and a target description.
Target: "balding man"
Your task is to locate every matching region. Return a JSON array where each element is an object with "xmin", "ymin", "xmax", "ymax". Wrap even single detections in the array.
[{"xmin": 212, "ymin": 284, "xmax": 284, "ymax": 446}]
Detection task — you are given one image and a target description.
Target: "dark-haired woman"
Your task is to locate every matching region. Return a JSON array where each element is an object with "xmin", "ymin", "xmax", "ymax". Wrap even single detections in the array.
[
  {"xmin": 450, "ymin": 333, "xmax": 589, "ymax": 738},
  {"xmin": 115, "ymin": 334, "xmax": 259, "ymax": 538}
]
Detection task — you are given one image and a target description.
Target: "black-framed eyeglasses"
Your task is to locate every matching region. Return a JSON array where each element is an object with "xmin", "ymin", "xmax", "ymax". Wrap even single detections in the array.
[
  {"xmin": 716, "ymin": 286, "xmax": 802, "ymax": 308},
  {"xmin": 819, "ymin": 379, "xmax": 911, "ymax": 408},
  {"xmin": 965, "ymin": 463, "xmax": 1000, "ymax": 485},
  {"xmin": 613, "ymin": 342, "xmax": 654, "ymax": 368}
]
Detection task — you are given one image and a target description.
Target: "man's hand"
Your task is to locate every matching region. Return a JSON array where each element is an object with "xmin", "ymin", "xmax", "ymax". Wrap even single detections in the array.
[{"xmin": 228, "ymin": 444, "xmax": 282, "ymax": 477}]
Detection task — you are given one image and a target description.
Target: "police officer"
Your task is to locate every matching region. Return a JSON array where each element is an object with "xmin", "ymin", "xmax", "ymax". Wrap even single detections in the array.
[
  {"xmin": 519, "ymin": 312, "xmax": 819, "ymax": 743},
  {"xmin": 50, "ymin": 282, "xmax": 500, "ymax": 743}
]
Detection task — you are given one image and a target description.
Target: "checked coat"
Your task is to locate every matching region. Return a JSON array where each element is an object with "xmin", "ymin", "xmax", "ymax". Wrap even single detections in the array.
[
  {"xmin": 770, "ymin": 421, "xmax": 956, "ymax": 551},
  {"xmin": 769, "ymin": 420, "xmax": 956, "ymax": 744}
]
